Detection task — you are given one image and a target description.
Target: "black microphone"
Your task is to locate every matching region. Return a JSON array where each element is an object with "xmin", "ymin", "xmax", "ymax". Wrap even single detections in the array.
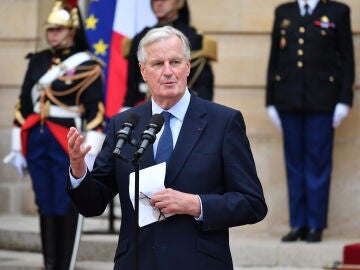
[
  {"xmin": 135, "ymin": 114, "xmax": 164, "ymax": 159},
  {"xmin": 113, "ymin": 113, "xmax": 140, "ymax": 158}
]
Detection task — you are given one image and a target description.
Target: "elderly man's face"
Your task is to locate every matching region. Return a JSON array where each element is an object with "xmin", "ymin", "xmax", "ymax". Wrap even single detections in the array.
[{"xmin": 139, "ymin": 35, "xmax": 190, "ymax": 109}]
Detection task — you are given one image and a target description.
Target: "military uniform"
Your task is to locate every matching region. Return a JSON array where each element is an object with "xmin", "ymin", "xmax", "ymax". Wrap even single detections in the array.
[
  {"xmin": 266, "ymin": 0, "xmax": 354, "ymax": 240},
  {"xmin": 123, "ymin": 17, "xmax": 214, "ymax": 107},
  {"xmin": 15, "ymin": 45, "xmax": 104, "ymax": 215},
  {"xmin": 5, "ymin": 1, "xmax": 106, "ymax": 268},
  {"xmin": 266, "ymin": 0, "xmax": 354, "ymax": 111}
]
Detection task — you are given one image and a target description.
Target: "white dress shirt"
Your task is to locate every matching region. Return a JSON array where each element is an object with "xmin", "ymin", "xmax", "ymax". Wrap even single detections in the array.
[
  {"xmin": 298, "ymin": 0, "xmax": 320, "ymax": 16},
  {"xmin": 151, "ymin": 88, "xmax": 190, "ymax": 157}
]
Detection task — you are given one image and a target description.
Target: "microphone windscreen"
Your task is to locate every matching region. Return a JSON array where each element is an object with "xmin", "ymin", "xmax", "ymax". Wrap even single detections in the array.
[
  {"xmin": 149, "ymin": 114, "xmax": 164, "ymax": 133},
  {"xmin": 125, "ymin": 113, "xmax": 140, "ymax": 127}
]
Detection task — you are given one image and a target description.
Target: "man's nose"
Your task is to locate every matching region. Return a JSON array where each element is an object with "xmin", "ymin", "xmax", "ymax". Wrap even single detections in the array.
[{"xmin": 163, "ymin": 62, "xmax": 173, "ymax": 75}]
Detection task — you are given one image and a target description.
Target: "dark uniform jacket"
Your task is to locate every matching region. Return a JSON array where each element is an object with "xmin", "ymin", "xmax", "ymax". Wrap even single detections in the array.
[
  {"xmin": 123, "ymin": 18, "xmax": 214, "ymax": 107},
  {"xmin": 15, "ymin": 46, "xmax": 104, "ymax": 131},
  {"xmin": 266, "ymin": 0, "xmax": 355, "ymax": 112}
]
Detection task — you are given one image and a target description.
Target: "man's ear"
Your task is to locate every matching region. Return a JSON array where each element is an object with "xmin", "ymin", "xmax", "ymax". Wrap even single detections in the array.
[
  {"xmin": 186, "ymin": 59, "xmax": 191, "ymax": 76},
  {"xmin": 139, "ymin": 63, "xmax": 147, "ymax": 82}
]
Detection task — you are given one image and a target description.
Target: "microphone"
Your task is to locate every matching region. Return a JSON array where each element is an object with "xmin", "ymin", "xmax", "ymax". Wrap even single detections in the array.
[
  {"xmin": 113, "ymin": 113, "xmax": 140, "ymax": 158},
  {"xmin": 134, "ymin": 114, "xmax": 164, "ymax": 159}
]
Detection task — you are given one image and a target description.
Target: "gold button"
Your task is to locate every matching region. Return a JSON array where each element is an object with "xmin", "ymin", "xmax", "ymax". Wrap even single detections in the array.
[
  {"xmin": 321, "ymin": 30, "xmax": 326, "ymax": 36},
  {"xmin": 298, "ymin": 49, "xmax": 303, "ymax": 56},
  {"xmin": 329, "ymin": 76, "xmax": 334, "ymax": 82},
  {"xmin": 281, "ymin": 29, "xmax": 286, "ymax": 35},
  {"xmin": 298, "ymin": 38, "xmax": 304, "ymax": 44},
  {"xmin": 297, "ymin": 61, "xmax": 303, "ymax": 68},
  {"xmin": 299, "ymin": 27, "xmax": 305, "ymax": 33},
  {"xmin": 275, "ymin": 75, "xmax": 281, "ymax": 81}
]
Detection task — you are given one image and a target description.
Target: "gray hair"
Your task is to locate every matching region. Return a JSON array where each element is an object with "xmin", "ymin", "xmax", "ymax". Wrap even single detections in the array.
[{"xmin": 137, "ymin": 25, "xmax": 191, "ymax": 64}]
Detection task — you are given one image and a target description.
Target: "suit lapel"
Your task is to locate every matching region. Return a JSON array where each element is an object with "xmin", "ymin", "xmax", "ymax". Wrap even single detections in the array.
[{"xmin": 165, "ymin": 96, "xmax": 207, "ymax": 186}]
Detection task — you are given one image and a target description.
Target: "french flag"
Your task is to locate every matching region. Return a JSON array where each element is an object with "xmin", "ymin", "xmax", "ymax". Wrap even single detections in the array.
[{"xmin": 85, "ymin": 0, "xmax": 156, "ymax": 118}]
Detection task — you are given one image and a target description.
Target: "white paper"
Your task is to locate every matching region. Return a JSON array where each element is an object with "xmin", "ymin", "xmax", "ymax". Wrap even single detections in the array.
[{"xmin": 129, "ymin": 162, "xmax": 174, "ymax": 227}]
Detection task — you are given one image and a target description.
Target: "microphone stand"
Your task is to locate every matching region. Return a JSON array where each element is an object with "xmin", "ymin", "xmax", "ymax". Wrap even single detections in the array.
[
  {"xmin": 132, "ymin": 155, "xmax": 141, "ymax": 270},
  {"xmin": 113, "ymin": 138, "xmax": 142, "ymax": 270}
]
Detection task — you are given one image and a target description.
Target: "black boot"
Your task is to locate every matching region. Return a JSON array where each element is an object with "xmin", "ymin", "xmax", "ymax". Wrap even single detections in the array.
[
  {"xmin": 281, "ymin": 227, "xmax": 308, "ymax": 242},
  {"xmin": 40, "ymin": 215, "xmax": 57, "ymax": 270},
  {"xmin": 55, "ymin": 211, "xmax": 79, "ymax": 270},
  {"xmin": 306, "ymin": 229, "xmax": 323, "ymax": 243}
]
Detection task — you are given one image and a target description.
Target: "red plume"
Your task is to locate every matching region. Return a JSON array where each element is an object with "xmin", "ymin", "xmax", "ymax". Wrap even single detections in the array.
[{"xmin": 63, "ymin": 0, "xmax": 78, "ymax": 9}]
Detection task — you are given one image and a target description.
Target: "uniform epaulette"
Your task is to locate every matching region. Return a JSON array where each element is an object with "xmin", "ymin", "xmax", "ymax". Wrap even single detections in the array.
[
  {"xmin": 122, "ymin": 37, "xmax": 132, "ymax": 59},
  {"xmin": 25, "ymin": 53, "xmax": 33, "ymax": 59},
  {"xmin": 87, "ymin": 51, "xmax": 106, "ymax": 67},
  {"xmin": 191, "ymin": 35, "xmax": 217, "ymax": 62}
]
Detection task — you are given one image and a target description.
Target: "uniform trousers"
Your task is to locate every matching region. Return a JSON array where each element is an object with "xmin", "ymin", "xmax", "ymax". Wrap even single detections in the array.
[
  {"xmin": 279, "ymin": 111, "xmax": 334, "ymax": 229},
  {"xmin": 27, "ymin": 124, "xmax": 72, "ymax": 216}
]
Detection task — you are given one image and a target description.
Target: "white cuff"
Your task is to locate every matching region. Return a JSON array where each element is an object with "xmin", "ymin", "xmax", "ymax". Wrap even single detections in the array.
[
  {"xmin": 194, "ymin": 195, "xmax": 203, "ymax": 221},
  {"xmin": 69, "ymin": 167, "xmax": 86, "ymax": 189}
]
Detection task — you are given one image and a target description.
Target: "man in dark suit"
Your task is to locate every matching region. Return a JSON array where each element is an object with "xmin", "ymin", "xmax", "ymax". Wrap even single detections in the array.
[
  {"xmin": 67, "ymin": 26, "xmax": 267, "ymax": 269},
  {"xmin": 266, "ymin": 0, "xmax": 355, "ymax": 242},
  {"xmin": 122, "ymin": 0, "xmax": 214, "ymax": 109}
]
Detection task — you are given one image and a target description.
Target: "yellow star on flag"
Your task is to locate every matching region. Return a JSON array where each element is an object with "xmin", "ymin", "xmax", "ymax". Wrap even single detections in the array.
[
  {"xmin": 85, "ymin": 14, "xmax": 99, "ymax": 30},
  {"xmin": 93, "ymin": 39, "xmax": 109, "ymax": 56}
]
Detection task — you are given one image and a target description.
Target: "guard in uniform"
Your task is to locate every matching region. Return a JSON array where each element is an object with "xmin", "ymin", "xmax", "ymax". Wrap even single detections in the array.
[
  {"xmin": 266, "ymin": 0, "xmax": 355, "ymax": 242},
  {"xmin": 122, "ymin": 0, "xmax": 216, "ymax": 109},
  {"xmin": 3, "ymin": 1, "xmax": 105, "ymax": 268}
]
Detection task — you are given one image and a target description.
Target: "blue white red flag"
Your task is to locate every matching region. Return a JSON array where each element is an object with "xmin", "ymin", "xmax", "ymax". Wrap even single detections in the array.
[{"xmin": 85, "ymin": 0, "xmax": 156, "ymax": 118}]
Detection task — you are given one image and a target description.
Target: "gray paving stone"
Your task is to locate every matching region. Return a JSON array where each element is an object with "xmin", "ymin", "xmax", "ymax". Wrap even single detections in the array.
[{"xmin": 0, "ymin": 215, "xmax": 359, "ymax": 270}]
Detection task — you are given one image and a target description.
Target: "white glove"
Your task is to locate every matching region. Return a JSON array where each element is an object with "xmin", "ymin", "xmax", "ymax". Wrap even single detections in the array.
[
  {"xmin": 3, "ymin": 151, "xmax": 27, "ymax": 177},
  {"xmin": 267, "ymin": 105, "xmax": 282, "ymax": 130},
  {"xmin": 84, "ymin": 153, "xmax": 96, "ymax": 171},
  {"xmin": 333, "ymin": 103, "xmax": 350, "ymax": 128},
  {"xmin": 3, "ymin": 127, "xmax": 28, "ymax": 177}
]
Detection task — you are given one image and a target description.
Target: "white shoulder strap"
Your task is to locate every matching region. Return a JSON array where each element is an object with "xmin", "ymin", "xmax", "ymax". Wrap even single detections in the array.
[{"xmin": 31, "ymin": 51, "xmax": 92, "ymax": 104}]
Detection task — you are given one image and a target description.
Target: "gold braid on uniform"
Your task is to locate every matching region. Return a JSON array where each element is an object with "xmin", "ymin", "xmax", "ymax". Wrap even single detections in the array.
[
  {"xmin": 43, "ymin": 64, "xmax": 102, "ymax": 113},
  {"xmin": 14, "ymin": 99, "xmax": 25, "ymax": 125},
  {"xmin": 189, "ymin": 35, "xmax": 217, "ymax": 88},
  {"xmin": 189, "ymin": 56, "xmax": 207, "ymax": 89},
  {"xmin": 85, "ymin": 102, "xmax": 105, "ymax": 130}
]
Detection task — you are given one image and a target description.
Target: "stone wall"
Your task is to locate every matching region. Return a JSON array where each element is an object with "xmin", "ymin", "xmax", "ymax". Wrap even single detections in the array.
[{"xmin": 0, "ymin": 0, "xmax": 359, "ymax": 238}]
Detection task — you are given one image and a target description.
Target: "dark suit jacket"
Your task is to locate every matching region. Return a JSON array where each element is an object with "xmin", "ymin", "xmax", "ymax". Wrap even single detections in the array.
[
  {"xmin": 266, "ymin": 0, "xmax": 355, "ymax": 112},
  {"xmin": 68, "ymin": 93, "xmax": 267, "ymax": 270}
]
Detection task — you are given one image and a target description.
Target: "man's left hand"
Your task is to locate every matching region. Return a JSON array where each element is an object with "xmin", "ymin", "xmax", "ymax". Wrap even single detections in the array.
[{"xmin": 151, "ymin": 188, "xmax": 200, "ymax": 217}]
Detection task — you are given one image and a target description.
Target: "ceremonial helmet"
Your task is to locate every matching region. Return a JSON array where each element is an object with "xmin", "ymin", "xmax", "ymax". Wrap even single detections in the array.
[
  {"xmin": 45, "ymin": 0, "xmax": 79, "ymax": 29},
  {"xmin": 45, "ymin": 0, "xmax": 89, "ymax": 51}
]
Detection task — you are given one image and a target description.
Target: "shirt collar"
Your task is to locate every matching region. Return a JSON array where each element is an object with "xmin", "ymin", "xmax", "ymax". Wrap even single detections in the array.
[
  {"xmin": 298, "ymin": 0, "xmax": 320, "ymax": 15},
  {"xmin": 151, "ymin": 88, "xmax": 190, "ymax": 122}
]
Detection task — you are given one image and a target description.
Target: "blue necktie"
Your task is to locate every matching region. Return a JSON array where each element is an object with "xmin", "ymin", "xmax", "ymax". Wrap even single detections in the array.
[{"xmin": 155, "ymin": 111, "xmax": 173, "ymax": 164}]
